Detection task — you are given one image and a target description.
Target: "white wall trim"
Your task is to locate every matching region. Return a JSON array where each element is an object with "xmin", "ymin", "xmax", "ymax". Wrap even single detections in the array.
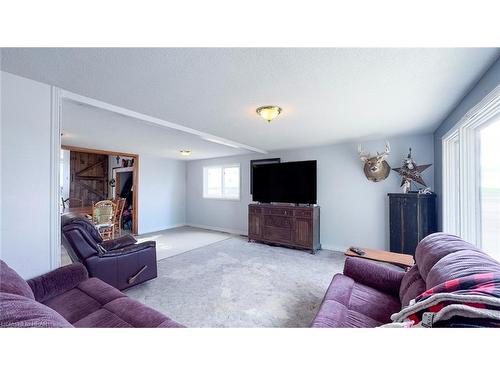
[
  {"xmin": 60, "ymin": 90, "xmax": 267, "ymax": 155},
  {"xmin": 186, "ymin": 223, "xmax": 247, "ymax": 236},
  {"xmin": 442, "ymin": 129, "xmax": 460, "ymax": 236},
  {"xmin": 50, "ymin": 87, "xmax": 62, "ymax": 270}
]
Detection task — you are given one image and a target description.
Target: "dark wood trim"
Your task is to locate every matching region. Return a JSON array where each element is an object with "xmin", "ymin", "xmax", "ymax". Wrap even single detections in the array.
[
  {"xmin": 132, "ymin": 156, "xmax": 139, "ymax": 235},
  {"xmin": 62, "ymin": 145, "xmax": 138, "ymax": 158},
  {"xmin": 63, "ymin": 145, "xmax": 139, "ymax": 235}
]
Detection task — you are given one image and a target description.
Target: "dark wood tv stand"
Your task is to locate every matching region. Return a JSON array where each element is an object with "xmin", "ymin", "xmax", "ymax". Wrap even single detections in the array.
[{"xmin": 248, "ymin": 203, "xmax": 321, "ymax": 254}]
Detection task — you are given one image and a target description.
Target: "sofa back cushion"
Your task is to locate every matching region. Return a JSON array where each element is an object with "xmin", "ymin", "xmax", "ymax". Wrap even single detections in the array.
[
  {"xmin": 426, "ymin": 250, "xmax": 500, "ymax": 289},
  {"xmin": 399, "ymin": 265, "xmax": 426, "ymax": 307},
  {"xmin": 0, "ymin": 260, "xmax": 35, "ymax": 299},
  {"xmin": 415, "ymin": 233, "xmax": 500, "ymax": 290},
  {"xmin": 0, "ymin": 292, "xmax": 72, "ymax": 328}
]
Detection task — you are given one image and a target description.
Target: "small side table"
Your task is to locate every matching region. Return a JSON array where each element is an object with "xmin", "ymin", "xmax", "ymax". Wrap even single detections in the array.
[{"xmin": 345, "ymin": 247, "xmax": 415, "ymax": 269}]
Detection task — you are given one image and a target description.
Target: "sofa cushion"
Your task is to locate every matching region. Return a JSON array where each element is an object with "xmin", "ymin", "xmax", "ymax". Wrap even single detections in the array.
[
  {"xmin": 27, "ymin": 263, "xmax": 89, "ymax": 303},
  {"xmin": 0, "ymin": 292, "xmax": 72, "ymax": 328},
  {"xmin": 312, "ymin": 274, "xmax": 401, "ymax": 328},
  {"xmin": 0, "ymin": 260, "xmax": 35, "ymax": 299},
  {"xmin": 415, "ymin": 233, "xmax": 500, "ymax": 290},
  {"xmin": 415, "ymin": 233, "xmax": 483, "ymax": 282},
  {"xmin": 73, "ymin": 309, "xmax": 133, "ymax": 328},
  {"xmin": 426, "ymin": 250, "xmax": 500, "ymax": 289},
  {"xmin": 45, "ymin": 277, "xmax": 184, "ymax": 328},
  {"xmin": 45, "ymin": 287, "xmax": 102, "ymax": 324},
  {"xmin": 399, "ymin": 265, "xmax": 426, "ymax": 307}
]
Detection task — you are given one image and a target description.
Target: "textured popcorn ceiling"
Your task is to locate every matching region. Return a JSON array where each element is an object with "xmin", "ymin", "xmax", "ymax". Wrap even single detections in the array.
[{"xmin": 2, "ymin": 48, "xmax": 499, "ymax": 152}]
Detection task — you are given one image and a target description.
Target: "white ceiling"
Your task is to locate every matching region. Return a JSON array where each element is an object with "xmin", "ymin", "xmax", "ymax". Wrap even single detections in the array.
[
  {"xmin": 61, "ymin": 100, "xmax": 251, "ymax": 160},
  {"xmin": 2, "ymin": 48, "xmax": 499, "ymax": 152}
]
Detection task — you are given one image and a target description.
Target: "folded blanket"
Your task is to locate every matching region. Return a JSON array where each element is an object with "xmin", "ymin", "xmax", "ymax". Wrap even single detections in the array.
[{"xmin": 385, "ymin": 273, "xmax": 500, "ymax": 328}]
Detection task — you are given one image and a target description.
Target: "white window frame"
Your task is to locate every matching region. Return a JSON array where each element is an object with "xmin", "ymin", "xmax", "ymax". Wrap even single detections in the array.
[
  {"xmin": 203, "ymin": 164, "xmax": 241, "ymax": 200},
  {"xmin": 442, "ymin": 84, "xmax": 500, "ymax": 247}
]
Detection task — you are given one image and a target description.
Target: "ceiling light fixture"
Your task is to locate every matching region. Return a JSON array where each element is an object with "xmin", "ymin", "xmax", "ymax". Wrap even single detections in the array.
[
  {"xmin": 256, "ymin": 105, "xmax": 282, "ymax": 123},
  {"xmin": 180, "ymin": 150, "xmax": 192, "ymax": 156}
]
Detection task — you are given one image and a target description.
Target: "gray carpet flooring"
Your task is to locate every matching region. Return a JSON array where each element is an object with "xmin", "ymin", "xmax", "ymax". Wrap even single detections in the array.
[{"xmin": 125, "ymin": 236, "xmax": 346, "ymax": 327}]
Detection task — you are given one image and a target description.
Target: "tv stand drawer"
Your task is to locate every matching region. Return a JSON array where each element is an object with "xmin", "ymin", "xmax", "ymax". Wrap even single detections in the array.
[
  {"xmin": 294, "ymin": 209, "xmax": 312, "ymax": 218},
  {"xmin": 264, "ymin": 216, "xmax": 292, "ymax": 228},
  {"xmin": 263, "ymin": 207, "xmax": 293, "ymax": 216}
]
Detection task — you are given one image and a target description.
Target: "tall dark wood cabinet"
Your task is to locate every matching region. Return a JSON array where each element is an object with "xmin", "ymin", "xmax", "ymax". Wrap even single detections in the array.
[
  {"xmin": 248, "ymin": 204, "xmax": 321, "ymax": 254},
  {"xmin": 388, "ymin": 193, "xmax": 437, "ymax": 256}
]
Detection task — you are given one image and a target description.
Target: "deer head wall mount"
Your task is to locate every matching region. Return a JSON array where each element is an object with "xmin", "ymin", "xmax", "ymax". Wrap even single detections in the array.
[{"xmin": 358, "ymin": 141, "xmax": 391, "ymax": 182}]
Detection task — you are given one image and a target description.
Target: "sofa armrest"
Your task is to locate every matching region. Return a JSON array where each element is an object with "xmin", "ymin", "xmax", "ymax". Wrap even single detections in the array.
[
  {"xmin": 101, "ymin": 241, "xmax": 156, "ymax": 257},
  {"xmin": 27, "ymin": 263, "xmax": 89, "ymax": 303},
  {"xmin": 343, "ymin": 257, "xmax": 405, "ymax": 297},
  {"xmin": 101, "ymin": 235, "xmax": 137, "ymax": 251}
]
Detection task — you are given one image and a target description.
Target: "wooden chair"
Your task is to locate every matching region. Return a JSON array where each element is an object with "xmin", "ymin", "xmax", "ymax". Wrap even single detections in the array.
[
  {"xmin": 92, "ymin": 200, "xmax": 117, "ymax": 240},
  {"xmin": 112, "ymin": 198, "xmax": 127, "ymax": 237},
  {"xmin": 62, "ymin": 197, "xmax": 84, "ymax": 209}
]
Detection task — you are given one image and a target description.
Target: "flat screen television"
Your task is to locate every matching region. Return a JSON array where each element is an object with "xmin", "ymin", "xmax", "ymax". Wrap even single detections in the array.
[{"xmin": 252, "ymin": 160, "xmax": 317, "ymax": 204}]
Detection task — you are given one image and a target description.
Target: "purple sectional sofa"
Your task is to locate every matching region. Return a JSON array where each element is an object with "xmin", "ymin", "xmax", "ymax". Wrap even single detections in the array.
[
  {"xmin": 311, "ymin": 232, "xmax": 500, "ymax": 327},
  {"xmin": 0, "ymin": 260, "xmax": 183, "ymax": 328}
]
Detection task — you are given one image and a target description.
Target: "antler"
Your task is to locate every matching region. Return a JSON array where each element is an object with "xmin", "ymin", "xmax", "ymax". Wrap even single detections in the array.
[
  {"xmin": 376, "ymin": 141, "xmax": 390, "ymax": 160},
  {"xmin": 358, "ymin": 144, "xmax": 371, "ymax": 162}
]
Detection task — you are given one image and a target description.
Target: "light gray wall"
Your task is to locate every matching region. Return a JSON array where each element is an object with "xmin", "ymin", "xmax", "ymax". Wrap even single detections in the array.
[
  {"xmin": 433, "ymin": 57, "xmax": 500, "ymax": 229},
  {"xmin": 138, "ymin": 156, "xmax": 186, "ymax": 234},
  {"xmin": 186, "ymin": 134, "xmax": 434, "ymax": 251},
  {"xmin": 62, "ymin": 101, "xmax": 187, "ymax": 235},
  {"xmin": 1, "ymin": 71, "xmax": 53, "ymax": 278}
]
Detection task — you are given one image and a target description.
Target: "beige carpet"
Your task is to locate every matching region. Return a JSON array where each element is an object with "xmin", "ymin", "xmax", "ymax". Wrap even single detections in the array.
[
  {"xmin": 136, "ymin": 226, "xmax": 233, "ymax": 260},
  {"xmin": 125, "ymin": 237, "xmax": 346, "ymax": 327}
]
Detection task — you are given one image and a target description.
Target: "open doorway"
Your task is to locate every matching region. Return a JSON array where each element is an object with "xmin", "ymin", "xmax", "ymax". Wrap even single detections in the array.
[{"xmin": 60, "ymin": 145, "xmax": 139, "ymax": 265}]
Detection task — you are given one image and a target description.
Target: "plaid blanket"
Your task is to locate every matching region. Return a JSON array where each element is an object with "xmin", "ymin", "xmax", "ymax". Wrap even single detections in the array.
[{"xmin": 387, "ymin": 273, "xmax": 500, "ymax": 327}]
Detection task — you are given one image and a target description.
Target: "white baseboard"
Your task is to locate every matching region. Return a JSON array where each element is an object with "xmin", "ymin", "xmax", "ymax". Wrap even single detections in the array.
[
  {"xmin": 321, "ymin": 244, "xmax": 346, "ymax": 253},
  {"xmin": 138, "ymin": 223, "xmax": 186, "ymax": 236},
  {"xmin": 186, "ymin": 223, "xmax": 247, "ymax": 236}
]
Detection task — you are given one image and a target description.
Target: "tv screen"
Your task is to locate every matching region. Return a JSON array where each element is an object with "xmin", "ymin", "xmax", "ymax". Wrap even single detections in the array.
[{"xmin": 252, "ymin": 160, "xmax": 317, "ymax": 204}]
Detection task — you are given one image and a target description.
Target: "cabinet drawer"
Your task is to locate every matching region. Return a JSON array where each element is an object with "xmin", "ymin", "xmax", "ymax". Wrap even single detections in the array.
[
  {"xmin": 264, "ymin": 215, "xmax": 292, "ymax": 228},
  {"xmin": 249, "ymin": 206, "xmax": 262, "ymax": 214},
  {"xmin": 294, "ymin": 209, "xmax": 312, "ymax": 218},
  {"xmin": 263, "ymin": 207, "xmax": 293, "ymax": 216}
]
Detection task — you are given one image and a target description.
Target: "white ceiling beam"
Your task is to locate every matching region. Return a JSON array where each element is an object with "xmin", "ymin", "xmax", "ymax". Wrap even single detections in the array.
[{"xmin": 61, "ymin": 90, "xmax": 267, "ymax": 154}]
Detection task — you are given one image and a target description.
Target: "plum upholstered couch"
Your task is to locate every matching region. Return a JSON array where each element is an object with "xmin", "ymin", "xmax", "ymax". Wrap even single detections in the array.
[
  {"xmin": 311, "ymin": 232, "xmax": 500, "ymax": 327},
  {"xmin": 0, "ymin": 260, "xmax": 183, "ymax": 328}
]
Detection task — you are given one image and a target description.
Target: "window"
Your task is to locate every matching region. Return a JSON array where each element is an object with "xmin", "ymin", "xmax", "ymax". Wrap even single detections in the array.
[
  {"xmin": 479, "ymin": 119, "xmax": 500, "ymax": 259},
  {"xmin": 203, "ymin": 164, "xmax": 240, "ymax": 200},
  {"xmin": 442, "ymin": 84, "xmax": 500, "ymax": 259}
]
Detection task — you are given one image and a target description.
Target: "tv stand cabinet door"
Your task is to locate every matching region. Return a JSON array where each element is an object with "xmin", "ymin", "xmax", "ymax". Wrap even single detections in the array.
[
  {"xmin": 294, "ymin": 217, "xmax": 313, "ymax": 248},
  {"xmin": 248, "ymin": 213, "xmax": 262, "ymax": 239}
]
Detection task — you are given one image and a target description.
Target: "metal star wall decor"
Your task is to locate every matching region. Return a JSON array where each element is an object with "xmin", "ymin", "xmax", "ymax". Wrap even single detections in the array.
[{"xmin": 392, "ymin": 148, "xmax": 432, "ymax": 188}]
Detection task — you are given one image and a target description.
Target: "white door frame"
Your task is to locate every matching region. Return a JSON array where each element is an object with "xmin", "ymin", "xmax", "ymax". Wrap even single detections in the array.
[{"xmin": 49, "ymin": 87, "xmax": 62, "ymax": 269}]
